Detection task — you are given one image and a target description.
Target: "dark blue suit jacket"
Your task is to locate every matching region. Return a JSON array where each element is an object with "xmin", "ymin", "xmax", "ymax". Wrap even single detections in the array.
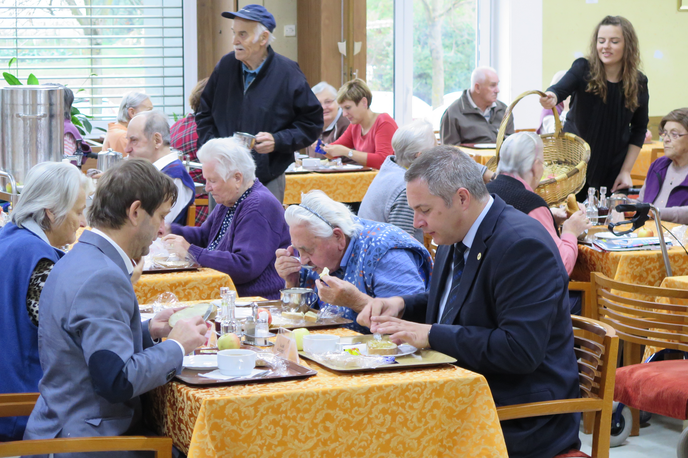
[{"xmin": 403, "ymin": 196, "xmax": 580, "ymax": 458}]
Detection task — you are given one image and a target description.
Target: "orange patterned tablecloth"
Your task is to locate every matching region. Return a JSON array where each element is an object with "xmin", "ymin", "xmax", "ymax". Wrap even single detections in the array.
[
  {"xmin": 136, "ymin": 268, "xmax": 234, "ymax": 304},
  {"xmin": 457, "ymin": 146, "xmax": 496, "ymax": 166},
  {"xmin": 148, "ymin": 328, "xmax": 508, "ymax": 458},
  {"xmin": 284, "ymin": 170, "xmax": 378, "ymax": 205}
]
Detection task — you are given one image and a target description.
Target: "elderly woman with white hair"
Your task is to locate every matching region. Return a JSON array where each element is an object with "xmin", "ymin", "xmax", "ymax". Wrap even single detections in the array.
[
  {"xmin": 305, "ymin": 81, "xmax": 350, "ymax": 157},
  {"xmin": 102, "ymin": 92, "xmax": 153, "ymax": 155},
  {"xmin": 0, "ymin": 162, "xmax": 87, "ymax": 441},
  {"xmin": 163, "ymin": 137, "xmax": 290, "ymax": 299},
  {"xmin": 486, "ymin": 132, "xmax": 590, "ymax": 279},
  {"xmin": 275, "ymin": 190, "xmax": 432, "ymax": 332}
]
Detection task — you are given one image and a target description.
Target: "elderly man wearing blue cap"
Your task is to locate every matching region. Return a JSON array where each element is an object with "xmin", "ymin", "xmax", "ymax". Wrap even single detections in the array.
[{"xmin": 195, "ymin": 4, "xmax": 323, "ymax": 203}]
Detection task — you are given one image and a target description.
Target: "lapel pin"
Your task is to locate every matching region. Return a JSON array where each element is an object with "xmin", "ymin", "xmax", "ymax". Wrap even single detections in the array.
[{"xmin": 477, "ymin": 253, "xmax": 482, "ymax": 260}]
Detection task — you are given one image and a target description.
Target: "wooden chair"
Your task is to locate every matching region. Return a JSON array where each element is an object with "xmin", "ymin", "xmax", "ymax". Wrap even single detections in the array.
[
  {"xmin": 186, "ymin": 197, "xmax": 209, "ymax": 227},
  {"xmin": 590, "ymin": 272, "xmax": 688, "ymax": 447},
  {"xmin": 423, "ymin": 233, "xmax": 437, "ymax": 261},
  {"xmin": 515, "ymin": 128, "xmax": 537, "ymax": 133},
  {"xmin": 570, "ymin": 280, "xmax": 593, "ymax": 318},
  {"xmin": 497, "ymin": 315, "xmax": 619, "ymax": 458},
  {"xmin": 0, "ymin": 393, "xmax": 172, "ymax": 457}
]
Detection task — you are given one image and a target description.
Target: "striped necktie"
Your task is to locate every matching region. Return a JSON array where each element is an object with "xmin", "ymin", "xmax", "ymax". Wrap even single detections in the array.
[{"xmin": 440, "ymin": 242, "xmax": 467, "ymax": 324}]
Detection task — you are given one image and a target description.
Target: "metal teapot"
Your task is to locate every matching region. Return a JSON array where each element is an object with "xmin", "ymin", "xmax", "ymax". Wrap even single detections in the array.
[{"xmin": 96, "ymin": 148, "xmax": 122, "ymax": 173}]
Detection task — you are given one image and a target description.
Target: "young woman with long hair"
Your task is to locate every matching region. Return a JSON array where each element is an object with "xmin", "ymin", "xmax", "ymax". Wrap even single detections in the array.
[{"xmin": 540, "ymin": 15, "xmax": 649, "ymax": 198}]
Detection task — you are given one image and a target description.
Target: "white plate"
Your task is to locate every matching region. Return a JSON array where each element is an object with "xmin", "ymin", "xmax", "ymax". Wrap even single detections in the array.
[
  {"xmin": 594, "ymin": 232, "xmax": 636, "ymax": 239},
  {"xmin": 183, "ymin": 355, "xmax": 217, "ymax": 370},
  {"xmin": 344, "ymin": 343, "xmax": 418, "ymax": 357}
]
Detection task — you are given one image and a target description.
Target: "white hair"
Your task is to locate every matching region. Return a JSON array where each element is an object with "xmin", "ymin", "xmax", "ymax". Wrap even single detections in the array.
[
  {"xmin": 118, "ymin": 92, "xmax": 151, "ymax": 123},
  {"xmin": 496, "ymin": 132, "xmax": 544, "ymax": 177},
  {"xmin": 311, "ymin": 81, "xmax": 337, "ymax": 97},
  {"xmin": 12, "ymin": 162, "xmax": 88, "ymax": 231},
  {"xmin": 197, "ymin": 137, "xmax": 256, "ymax": 183},
  {"xmin": 392, "ymin": 119, "xmax": 436, "ymax": 169},
  {"xmin": 471, "ymin": 66, "xmax": 497, "ymax": 87},
  {"xmin": 135, "ymin": 110, "xmax": 171, "ymax": 146},
  {"xmin": 284, "ymin": 190, "xmax": 363, "ymax": 238},
  {"xmin": 254, "ymin": 23, "xmax": 276, "ymax": 46}
]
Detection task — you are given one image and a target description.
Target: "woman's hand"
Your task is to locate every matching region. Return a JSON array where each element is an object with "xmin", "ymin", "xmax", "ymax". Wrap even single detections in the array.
[
  {"xmin": 612, "ymin": 171, "xmax": 633, "ymax": 192},
  {"xmin": 274, "ymin": 246, "xmax": 301, "ymax": 287},
  {"xmin": 162, "ymin": 234, "xmax": 190, "ymax": 258},
  {"xmin": 539, "ymin": 91, "xmax": 558, "ymax": 110},
  {"xmin": 322, "ymin": 144, "xmax": 349, "ymax": 159}
]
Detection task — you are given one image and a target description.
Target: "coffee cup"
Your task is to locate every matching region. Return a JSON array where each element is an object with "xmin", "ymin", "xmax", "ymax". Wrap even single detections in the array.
[
  {"xmin": 217, "ymin": 349, "xmax": 256, "ymax": 376},
  {"xmin": 302, "ymin": 335, "xmax": 341, "ymax": 354}
]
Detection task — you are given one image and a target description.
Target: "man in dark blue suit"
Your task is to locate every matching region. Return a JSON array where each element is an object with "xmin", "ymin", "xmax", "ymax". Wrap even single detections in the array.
[{"xmin": 357, "ymin": 146, "xmax": 581, "ymax": 458}]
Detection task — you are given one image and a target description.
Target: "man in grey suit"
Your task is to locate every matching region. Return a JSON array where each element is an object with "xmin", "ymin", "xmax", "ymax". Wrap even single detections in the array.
[{"xmin": 24, "ymin": 159, "xmax": 208, "ymax": 457}]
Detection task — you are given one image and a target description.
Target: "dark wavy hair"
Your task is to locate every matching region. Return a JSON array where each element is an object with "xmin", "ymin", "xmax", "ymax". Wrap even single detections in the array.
[{"xmin": 586, "ymin": 15, "xmax": 642, "ymax": 111}]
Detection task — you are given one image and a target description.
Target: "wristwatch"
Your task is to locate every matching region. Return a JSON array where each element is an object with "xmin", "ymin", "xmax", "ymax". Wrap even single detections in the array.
[{"xmin": 348, "ymin": 150, "xmax": 354, "ymax": 158}]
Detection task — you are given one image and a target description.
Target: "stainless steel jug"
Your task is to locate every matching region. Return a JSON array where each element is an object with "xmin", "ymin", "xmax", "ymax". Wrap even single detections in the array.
[
  {"xmin": 97, "ymin": 148, "xmax": 122, "ymax": 173},
  {"xmin": 0, "ymin": 85, "xmax": 64, "ymax": 186}
]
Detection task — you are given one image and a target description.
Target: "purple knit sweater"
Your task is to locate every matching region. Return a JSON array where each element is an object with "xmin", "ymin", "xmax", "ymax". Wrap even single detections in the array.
[{"xmin": 171, "ymin": 180, "xmax": 290, "ymax": 299}]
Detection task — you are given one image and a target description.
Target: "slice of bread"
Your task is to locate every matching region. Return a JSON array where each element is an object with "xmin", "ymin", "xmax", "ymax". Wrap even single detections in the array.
[
  {"xmin": 282, "ymin": 311, "xmax": 305, "ymax": 321},
  {"xmin": 304, "ymin": 311, "xmax": 319, "ymax": 322},
  {"xmin": 366, "ymin": 340, "xmax": 398, "ymax": 356}
]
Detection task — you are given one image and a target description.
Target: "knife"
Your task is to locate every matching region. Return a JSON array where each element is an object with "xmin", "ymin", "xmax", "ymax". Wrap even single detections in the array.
[{"xmin": 202, "ymin": 303, "xmax": 214, "ymax": 321}]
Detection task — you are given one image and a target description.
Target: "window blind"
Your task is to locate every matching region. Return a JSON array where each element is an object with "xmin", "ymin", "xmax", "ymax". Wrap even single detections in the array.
[{"xmin": 0, "ymin": 0, "xmax": 185, "ymax": 123}]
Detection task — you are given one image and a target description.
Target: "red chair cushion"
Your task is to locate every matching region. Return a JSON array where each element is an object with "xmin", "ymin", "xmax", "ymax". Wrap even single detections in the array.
[
  {"xmin": 555, "ymin": 451, "xmax": 590, "ymax": 457},
  {"xmin": 615, "ymin": 359, "xmax": 688, "ymax": 420}
]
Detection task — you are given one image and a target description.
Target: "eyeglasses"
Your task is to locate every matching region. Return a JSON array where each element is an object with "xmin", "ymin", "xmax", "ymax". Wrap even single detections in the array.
[{"xmin": 661, "ymin": 130, "xmax": 688, "ymax": 141}]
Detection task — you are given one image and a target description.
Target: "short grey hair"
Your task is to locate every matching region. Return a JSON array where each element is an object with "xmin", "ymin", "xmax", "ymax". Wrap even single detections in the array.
[
  {"xmin": 312, "ymin": 81, "xmax": 337, "ymax": 97},
  {"xmin": 135, "ymin": 110, "xmax": 171, "ymax": 146},
  {"xmin": 254, "ymin": 23, "xmax": 276, "ymax": 46},
  {"xmin": 197, "ymin": 137, "xmax": 256, "ymax": 183},
  {"xmin": 405, "ymin": 145, "xmax": 489, "ymax": 207},
  {"xmin": 284, "ymin": 190, "xmax": 363, "ymax": 238},
  {"xmin": 496, "ymin": 132, "xmax": 544, "ymax": 177},
  {"xmin": 471, "ymin": 66, "xmax": 497, "ymax": 87},
  {"xmin": 118, "ymin": 92, "xmax": 151, "ymax": 123},
  {"xmin": 12, "ymin": 162, "xmax": 87, "ymax": 231},
  {"xmin": 392, "ymin": 119, "xmax": 436, "ymax": 169}
]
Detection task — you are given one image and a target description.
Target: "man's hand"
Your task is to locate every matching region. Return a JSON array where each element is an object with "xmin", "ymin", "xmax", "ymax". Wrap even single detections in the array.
[
  {"xmin": 162, "ymin": 234, "xmax": 190, "ymax": 258},
  {"xmin": 131, "ymin": 258, "xmax": 144, "ymax": 285},
  {"xmin": 167, "ymin": 316, "xmax": 209, "ymax": 355},
  {"xmin": 322, "ymin": 144, "xmax": 349, "ymax": 159},
  {"xmin": 356, "ymin": 296, "xmax": 405, "ymax": 329},
  {"xmin": 275, "ymin": 246, "xmax": 301, "ymax": 287},
  {"xmin": 148, "ymin": 306, "xmax": 186, "ymax": 340},
  {"xmin": 315, "ymin": 276, "xmax": 369, "ymax": 313},
  {"xmin": 370, "ymin": 315, "xmax": 432, "ymax": 349},
  {"xmin": 255, "ymin": 132, "xmax": 275, "ymax": 154},
  {"xmin": 539, "ymin": 91, "xmax": 558, "ymax": 110},
  {"xmin": 612, "ymin": 171, "xmax": 632, "ymax": 192}
]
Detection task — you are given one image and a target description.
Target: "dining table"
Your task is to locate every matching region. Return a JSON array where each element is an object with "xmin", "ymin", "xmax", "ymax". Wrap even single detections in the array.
[
  {"xmin": 146, "ymin": 327, "xmax": 508, "ymax": 458},
  {"xmin": 135, "ymin": 268, "xmax": 235, "ymax": 304},
  {"xmin": 284, "ymin": 169, "xmax": 379, "ymax": 205}
]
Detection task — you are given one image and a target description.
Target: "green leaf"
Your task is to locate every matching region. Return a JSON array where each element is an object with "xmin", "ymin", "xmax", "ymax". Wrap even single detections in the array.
[
  {"xmin": 26, "ymin": 73, "xmax": 39, "ymax": 85},
  {"xmin": 71, "ymin": 115, "xmax": 82, "ymax": 127},
  {"xmin": 71, "ymin": 106, "xmax": 80, "ymax": 115},
  {"xmin": 76, "ymin": 125, "xmax": 86, "ymax": 136},
  {"xmin": 82, "ymin": 118, "xmax": 92, "ymax": 133},
  {"xmin": 8, "ymin": 57, "xmax": 16, "ymax": 68},
  {"xmin": 95, "ymin": 126, "xmax": 107, "ymax": 133},
  {"xmin": 3, "ymin": 72, "xmax": 22, "ymax": 85},
  {"xmin": 76, "ymin": 88, "xmax": 85, "ymax": 93}
]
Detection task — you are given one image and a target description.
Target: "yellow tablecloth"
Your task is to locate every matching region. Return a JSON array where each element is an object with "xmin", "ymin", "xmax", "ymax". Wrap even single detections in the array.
[
  {"xmin": 284, "ymin": 170, "xmax": 378, "ymax": 205},
  {"xmin": 136, "ymin": 268, "xmax": 234, "ymax": 304},
  {"xmin": 148, "ymin": 328, "xmax": 507, "ymax": 457},
  {"xmin": 458, "ymin": 146, "xmax": 496, "ymax": 166}
]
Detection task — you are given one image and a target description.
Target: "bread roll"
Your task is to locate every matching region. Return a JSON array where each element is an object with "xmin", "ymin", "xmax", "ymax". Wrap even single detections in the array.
[{"xmin": 566, "ymin": 194, "xmax": 579, "ymax": 217}]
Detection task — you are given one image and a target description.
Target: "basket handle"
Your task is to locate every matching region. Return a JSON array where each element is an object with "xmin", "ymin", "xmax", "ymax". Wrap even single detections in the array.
[{"xmin": 494, "ymin": 90, "xmax": 562, "ymax": 160}]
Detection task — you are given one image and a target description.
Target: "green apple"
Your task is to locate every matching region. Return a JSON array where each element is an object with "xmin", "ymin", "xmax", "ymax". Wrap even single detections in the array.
[
  {"xmin": 292, "ymin": 328, "xmax": 310, "ymax": 351},
  {"xmin": 217, "ymin": 333, "xmax": 241, "ymax": 350}
]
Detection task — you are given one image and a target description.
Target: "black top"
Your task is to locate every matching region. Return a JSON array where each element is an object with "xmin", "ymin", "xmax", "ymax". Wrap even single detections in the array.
[
  {"xmin": 196, "ymin": 46, "xmax": 323, "ymax": 184},
  {"xmin": 548, "ymin": 58, "xmax": 649, "ymax": 196},
  {"xmin": 487, "ymin": 175, "xmax": 557, "ymax": 233}
]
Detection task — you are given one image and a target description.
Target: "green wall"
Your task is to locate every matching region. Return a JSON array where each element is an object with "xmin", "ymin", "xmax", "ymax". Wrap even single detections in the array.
[{"xmin": 543, "ymin": 0, "xmax": 688, "ymax": 117}]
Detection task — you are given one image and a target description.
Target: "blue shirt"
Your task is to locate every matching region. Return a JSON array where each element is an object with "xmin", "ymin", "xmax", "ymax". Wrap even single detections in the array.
[{"xmin": 242, "ymin": 59, "xmax": 267, "ymax": 92}]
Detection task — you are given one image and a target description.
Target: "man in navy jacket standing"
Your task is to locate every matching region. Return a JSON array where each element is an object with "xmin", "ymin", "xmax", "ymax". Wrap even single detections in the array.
[
  {"xmin": 196, "ymin": 4, "xmax": 323, "ymax": 202},
  {"xmin": 357, "ymin": 146, "xmax": 581, "ymax": 458}
]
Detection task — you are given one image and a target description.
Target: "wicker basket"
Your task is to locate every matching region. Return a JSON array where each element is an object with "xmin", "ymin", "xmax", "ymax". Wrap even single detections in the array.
[{"xmin": 485, "ymin": 90, "xmax": 590, "ymax": 206}]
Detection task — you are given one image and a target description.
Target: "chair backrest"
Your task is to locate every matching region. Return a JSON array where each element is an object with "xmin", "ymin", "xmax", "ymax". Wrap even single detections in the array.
[
  {"xmin": 590, "ymin": 272, "xmax": 688, "ymax": 363},
  {"xmin": 186, "ymin": 204, "xmax": 196, "ymax": 226},
  {"xmin": 0, "ymin": 393, "xmax": 172, "ymax": 457},
  {"xmin": 423, "ymin": 233, "xmax": 437, "ymax": 261},
  {"xmin": 497, "ymin": 315, "xmax": 618, "ymax": 458}
]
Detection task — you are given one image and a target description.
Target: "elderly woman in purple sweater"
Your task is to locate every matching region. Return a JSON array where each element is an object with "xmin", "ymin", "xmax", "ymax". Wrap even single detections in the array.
[{"xmin": 163, "ymin": 137, "xmax": 290, "ymax": 299}]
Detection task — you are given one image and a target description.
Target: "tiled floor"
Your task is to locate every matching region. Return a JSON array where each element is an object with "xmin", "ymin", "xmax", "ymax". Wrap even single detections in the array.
[{"xmin": 580, "ymin": 414, "xmax": 684, "ymax": 457}]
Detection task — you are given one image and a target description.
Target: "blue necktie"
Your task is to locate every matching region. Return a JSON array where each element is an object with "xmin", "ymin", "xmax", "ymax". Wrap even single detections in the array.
[{"xmin": 441, "ymin": 243, "xmax": 467, "ymax": 324}]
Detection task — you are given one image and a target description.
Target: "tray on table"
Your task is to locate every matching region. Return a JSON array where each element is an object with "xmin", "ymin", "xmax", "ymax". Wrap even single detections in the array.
[{"xmin": 142, "ymin": 262, "xmax": 201, "ymax": 274}]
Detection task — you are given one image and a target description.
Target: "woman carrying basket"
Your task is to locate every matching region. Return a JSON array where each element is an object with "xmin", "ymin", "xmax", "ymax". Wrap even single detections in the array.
[{"xmin": 540, "ymin": 15, "xmax": 649, "ymax": 199}]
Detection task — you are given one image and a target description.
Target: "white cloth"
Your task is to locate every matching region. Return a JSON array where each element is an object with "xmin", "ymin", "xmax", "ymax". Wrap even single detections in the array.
[
  {"xmin": 153, "ymin": 151, "xmax": 194, "ymax": 225},
  {"xmin": 437, "ymin": 196, "xmax": 494, "ymax": 322}
]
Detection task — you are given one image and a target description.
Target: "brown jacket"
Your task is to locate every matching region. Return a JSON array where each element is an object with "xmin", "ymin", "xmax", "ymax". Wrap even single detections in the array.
[{"xmin": 440, "ymin": 90, "xmax": 513, "ymax": 145}]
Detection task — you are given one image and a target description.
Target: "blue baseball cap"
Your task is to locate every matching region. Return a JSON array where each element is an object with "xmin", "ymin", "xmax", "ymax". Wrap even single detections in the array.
[{"xmin": 222, "ymin": 4, "xmax": 276, "ymax": 33}]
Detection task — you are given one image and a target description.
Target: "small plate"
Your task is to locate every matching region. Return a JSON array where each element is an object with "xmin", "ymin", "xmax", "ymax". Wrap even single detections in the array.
[
  {"xmin": 183, "ymin": 355, "xmax": 217, "ymax": 370},
  {"xmin": 343, "ymin": 343, "xmax": 418, "ymax": 357}
]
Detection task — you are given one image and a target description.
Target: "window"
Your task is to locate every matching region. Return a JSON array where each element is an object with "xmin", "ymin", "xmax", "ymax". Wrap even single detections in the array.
[
  {"xmin": 367, "ymin": 0, "xmax": 485, "ymax": 129},
  {"xmin": 0, "ymin": 0, "xmax": 185, "ymax": 128}
]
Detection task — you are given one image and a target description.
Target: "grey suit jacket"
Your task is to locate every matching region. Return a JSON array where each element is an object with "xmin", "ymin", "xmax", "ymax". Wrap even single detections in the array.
[{"xmin": 24, "ymin": 230, "xmax": 183, "ymax": 458}]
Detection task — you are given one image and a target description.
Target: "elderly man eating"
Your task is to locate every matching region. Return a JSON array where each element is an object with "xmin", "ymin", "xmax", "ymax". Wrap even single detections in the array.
[
  {"xmin": 164, "ymin": 137, "xmax": 290, "ymax": 299},
  {"xmin": 274, "ymin": 190, "xmax": 432, "ymax": 332}
]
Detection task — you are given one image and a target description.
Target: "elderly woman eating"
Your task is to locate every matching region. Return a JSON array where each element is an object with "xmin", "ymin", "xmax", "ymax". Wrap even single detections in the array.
[
  {"xmin": 163, "ymin": 137, "xmax": 290, "ymax": 299},
  {"xmin": 274, "ymin": 190, "xmax": 432, "ymax": 332},
  {"xmin": 0, "ymin": 162, "xmax": 87, "ymax": 441},
  {"xmin": 306, "ymin": 81, "xmax": 350, "ymax": 158},
  {"xmin": 639, "ymin": 108, "xmax": 688, "ymax": 223}
]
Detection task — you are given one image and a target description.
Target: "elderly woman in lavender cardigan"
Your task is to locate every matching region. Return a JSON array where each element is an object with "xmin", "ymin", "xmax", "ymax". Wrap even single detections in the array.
[
  {"xmin": 163, "ymin": 138, "xmax": 290, "ymax": 299},
  {"xmin": 639, "ymin": 108, "xmax": 688, "ymax": 224}
]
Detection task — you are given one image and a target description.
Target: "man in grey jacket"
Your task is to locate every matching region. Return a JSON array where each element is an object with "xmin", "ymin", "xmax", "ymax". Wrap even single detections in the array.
[
  {"xmin": 440, "ymin": 67, "xmax": 514, "ymax": 145},
  {"xmin": 23, "ymin": 159, "xmax": 208, "ymax": 458}
]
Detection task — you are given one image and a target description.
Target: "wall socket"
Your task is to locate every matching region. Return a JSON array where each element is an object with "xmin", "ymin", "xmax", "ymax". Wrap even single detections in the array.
[{"xmin": 284, "ymin": 25, "xmax": 296, "ymax": 37}]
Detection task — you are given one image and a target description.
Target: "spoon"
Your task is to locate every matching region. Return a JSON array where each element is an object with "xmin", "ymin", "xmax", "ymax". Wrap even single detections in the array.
[{"xmin": 292, "ymin": 256, "xmax": 315, "ymax": 270}]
